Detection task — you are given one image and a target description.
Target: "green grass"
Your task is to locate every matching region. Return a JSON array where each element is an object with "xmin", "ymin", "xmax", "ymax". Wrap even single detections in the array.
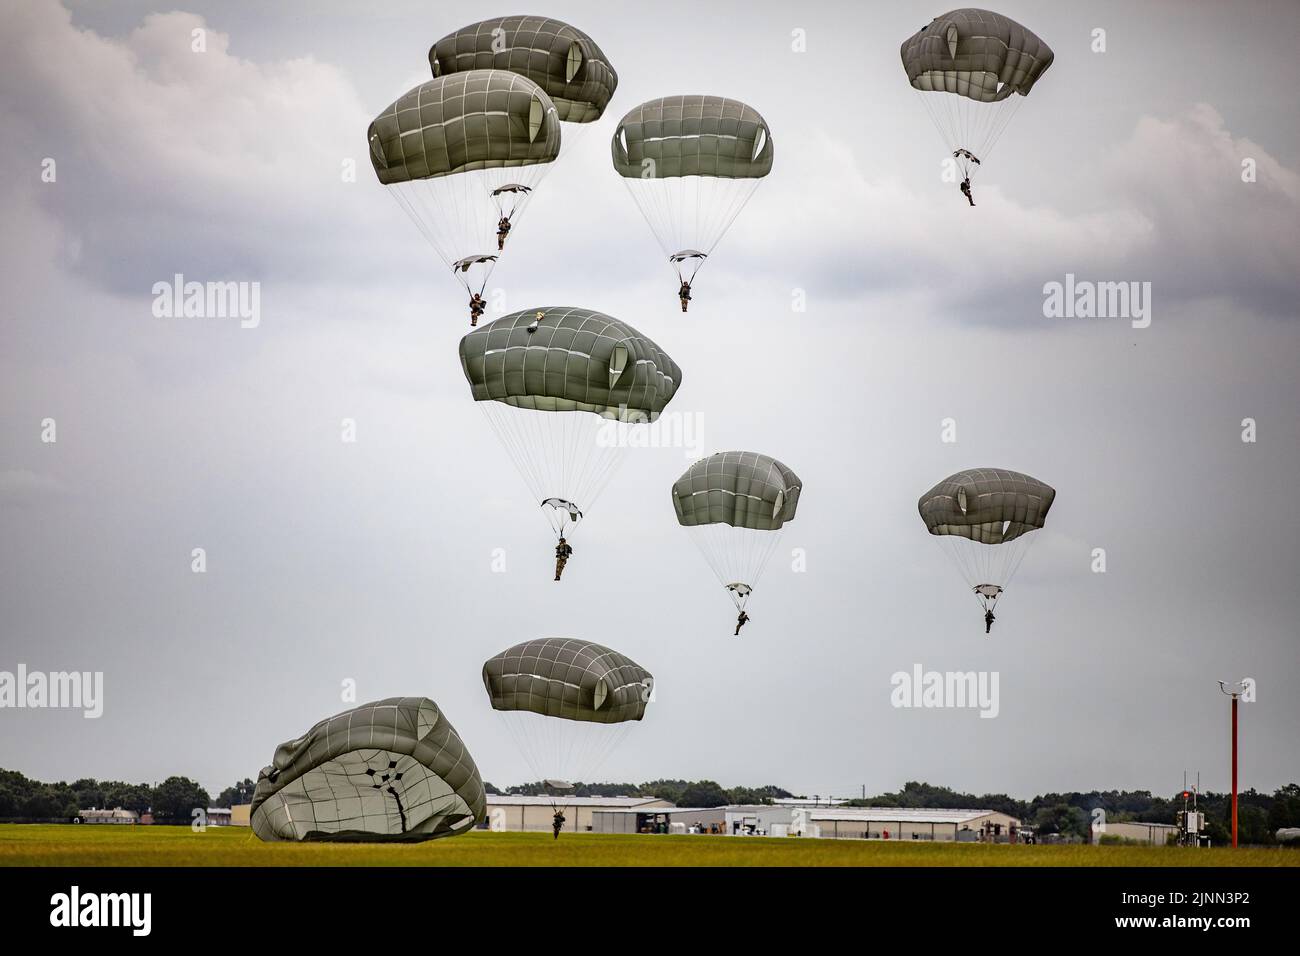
[{"xmin": 1, "ymin": 824, "xmax": 1295, "ymax": 866}]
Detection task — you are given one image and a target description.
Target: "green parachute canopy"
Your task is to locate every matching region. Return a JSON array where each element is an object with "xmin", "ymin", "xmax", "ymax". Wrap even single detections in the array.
[
  {"xmin": 672, "ymin": 451, "xmax": 803, "ymax": 615},
  {"xmin": 900, "ymin": 9, "xmax": 1054, "ymax": 179},
  {"xmin": 367, "ymin": 71, "xmax": 560, "ymax": 297},
  {"xmin": 459, "ymin": 306, "xmax": 680, "ymax": 421},
  {"xmin": 459, "ymin": 307, "xmax": 681, "ymax": 539},
  {"xmin": 483, "ymin": 638, "xmax": 653, "ymax": 724},
  {"xmin": 918, "ymin": 467, "xmax": 1056, "ymax": 622},
  {"xmin": 918, "ymin": 467, "xmax": 1055, "ymax": 543},
  {"xmin": 611, "ymin": 95, "xmax": 774, "ymax": 180},
  {"xmin": 673, "ymin": 451, "xmax": 802, "ymax": 531},
  {"xmin": 368, "ymin": 71, "xmax": 560, "ymax": 184},
  {"xmin": 483, "ymin": 639, "xmax": 654, "ymax": 787},
  {"xmin": 250, "ymin": 697, "xmax": 485, "ymax": 843},
  {"xmin": 612, "ymin": 95, "xmax": 774, "ymax": 291},
  {"xmin": 430, "ymin": 16, "xmax": 618, "ymax": 124}
]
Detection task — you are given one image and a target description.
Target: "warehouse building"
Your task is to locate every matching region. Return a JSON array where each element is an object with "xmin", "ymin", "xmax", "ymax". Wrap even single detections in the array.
[
  {"xmin": 724, "ymin": 804, "xmax": 1021, "ymax": 841},
  {"xmin": 77, "ymin": 808, "xmax": 139, "ymax": 825},
  {"xmin": 591, "ymin": 806, "xmax": 728, "ymax": 834},
  {"xmin": 807, "ymin": 807, "xmax": 1021, "ymax": 842},
  {"xmin": 1094, "ymin": 821, "xmax": 1179, "ymax": 845},
  {"xmin": 485, "ymin": 795, "xmax": 672, "ymax": 832}
]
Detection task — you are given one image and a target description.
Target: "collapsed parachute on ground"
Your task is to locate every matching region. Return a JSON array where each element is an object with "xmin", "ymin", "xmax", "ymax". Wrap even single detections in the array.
[
  {"xmin": 368, "ymin": 70, "xmax": 560, "ymax": 300},
  {"xmin": 901, "ymin": 8, "xmax": 1054, "ymax": 179},
  {"xmin": 430, "ymin": 16, "xmax": 618, "ymax": 124},
  {"xmin": 483, "ymin": 639, "xmax": 654, "ymax": 787},
  {"xmin": 612, "ymin": 95, "xmax": 773, "ymax": 298},
  {"xmin": 672, "ymin": 451, "xmax": 802, "ymax": 625},
  {"xmin": 918, "ymin": 467, "xmax": 1056, "ymax": 631},
  {"xmin": 250, "ymin": 697, "xmax": 485, "ymax": 842},
  {"xmin": 459, "ymin": 307, "xmax": 681, "ymax": 543}
]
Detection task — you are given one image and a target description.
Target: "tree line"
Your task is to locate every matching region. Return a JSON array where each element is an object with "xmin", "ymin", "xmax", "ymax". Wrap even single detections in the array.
[
  {"xmin": 0, "ymin": 769, "xmax": 255, "ymax": 824},
  {"xmin": 6, "ymin": 767, "xmax": 1299, "ymax": 844}
]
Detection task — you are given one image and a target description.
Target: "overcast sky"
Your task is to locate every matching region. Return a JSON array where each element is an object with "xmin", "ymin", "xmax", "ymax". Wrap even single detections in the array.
[{"xmin": 1, "ymin": 0, "xmax": 1297, "ymax": 802}]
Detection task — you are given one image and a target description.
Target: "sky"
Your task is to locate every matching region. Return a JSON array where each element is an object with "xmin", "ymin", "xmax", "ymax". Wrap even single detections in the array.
[{"xmin": 0, "ymin": 0, "xmax": 1297, "ymax": 803}]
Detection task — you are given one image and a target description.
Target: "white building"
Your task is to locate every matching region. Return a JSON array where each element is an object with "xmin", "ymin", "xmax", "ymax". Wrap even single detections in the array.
[
  {"xmin": 485, "ymin": 795, "xmax": 672, "ymax": 832},
  {"xmin": 591, "ymin": 806, "xmax": 728, "ymax": 834},
  {"xmin": 77, "ymin": 808, "xmax": 138, "ymax": 824},
  {"xmin": 1094, "ymin": 821, "xmax": 1179, "ymax": 845},
  {"xmin": 724, "ymin": 804, "xmax": 1021, "ymax": 841}
]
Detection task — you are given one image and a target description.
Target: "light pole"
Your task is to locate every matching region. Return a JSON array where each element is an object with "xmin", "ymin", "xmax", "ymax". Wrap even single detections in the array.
[{"xmin": 1217, "ymin": 681, "xmax": 1245, "ymax": 848}]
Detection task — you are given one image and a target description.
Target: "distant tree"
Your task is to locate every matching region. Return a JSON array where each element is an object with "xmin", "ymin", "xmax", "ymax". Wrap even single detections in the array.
[
  {"xmin": 678, "ymin": 781, "xmax": 730, "ymax": 808},
  {"xmin": 151, "ymin": 777, "xmax": 210, "ymax": 824},
  {"xmin": 101, "ymin": 782, "xmax": 153, "ymax": 814},
  {"xmin": 70, "ymin": 778, "xmax": 106, "ymax": 810},
  {"xmin": 23, "ymin": 785, "xmax": 78, "ymax": 820},
  {"xmin": 1268, "ymin": 784, "xmax": 1300, "ymax": 832},
  {"xmin": 216, "ymin": 778, "xmax": 256, "ymax": 808},
  {"xmin": 728, "ymin": 785, "xmax": 786, "ymax": 805}
]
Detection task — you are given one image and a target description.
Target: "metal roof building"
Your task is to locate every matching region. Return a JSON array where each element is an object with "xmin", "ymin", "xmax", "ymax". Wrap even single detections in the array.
[
  {"xmin": 726, "ymin": 804, "xmax": 1021, "ymax": 841},
  {"xmin": 485, "ymin": 795, "xmax": 672, "ymax": 832}
]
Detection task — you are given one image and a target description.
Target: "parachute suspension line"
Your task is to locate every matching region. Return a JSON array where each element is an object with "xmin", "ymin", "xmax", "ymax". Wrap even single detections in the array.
[
  {"xmin": 934, "ymin": 528, "xmax": 1041, "ymax": 614},
  {"xmin": 500, "ymin": 712, "xmax": 637, "ymax": 793},
  {"xmin": 476, "ymin": 404, "xmax": 630, "ymax": 538},
  {"xmin": 386, "ymin": 162, "xmax": 553, "ymax": 296},
  {"xmin": 688, "ymin": 523, "xmax": 787, "ymax": 611},
  {"xmin": 914, "ymin": 89, "xmax": 1027, "ymax": 181},
  {"xmin": 622, "ymin": 176, "xmax": 763, "ymax": 274}
]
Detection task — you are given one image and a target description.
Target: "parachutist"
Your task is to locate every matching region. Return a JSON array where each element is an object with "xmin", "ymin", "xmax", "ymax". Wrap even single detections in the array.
[
  {"xmin": 678, "ymin": 280, "xmax": 692, "ymax": 312},
  {"xmin": 527, "ymin": 310, "xmax": 544, "ymax": 334},
  {"xmin": 735, "ymin": 610, "xmax": 750, "ymax": 636},
  {"xmin": 468, "ymin": 292, "xmax": 486, "ymax": 326},
  {"xmin": 552, "ymin": 809, "xmax": 565, "ymax": 839},
  {"xmin": 985, "ymin": 609, "xmax": 995, "ymax": 634},
  {"xmin": 554, "ymin": 536, "xmax": 573, "ymax": 581},
  {"xmin": 496, "ymin": 216, "xmax": 512, "ymax": 250},
  {"xmin": 960, "ymin": 176, "xmax": 975, "ymax": 207}
]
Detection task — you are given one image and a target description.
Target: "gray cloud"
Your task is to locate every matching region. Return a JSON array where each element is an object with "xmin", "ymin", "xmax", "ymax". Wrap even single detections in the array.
[{"xmin": 1, "ymin": 0, "xmax": 1296, "ymax": 800}]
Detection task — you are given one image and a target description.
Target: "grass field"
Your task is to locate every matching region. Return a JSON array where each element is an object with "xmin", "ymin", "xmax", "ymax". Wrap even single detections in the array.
[{"xmin": 1, "ymin": 824, "xmax": 1296, "ymax": 866}]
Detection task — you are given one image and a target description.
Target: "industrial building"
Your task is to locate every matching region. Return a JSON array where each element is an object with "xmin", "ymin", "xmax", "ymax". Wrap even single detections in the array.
[
  {"xmin": 77, "ymin": 808, "xmax": 139, "ymax": 825},
  {"xmin": 489, "ymin": 797, "xmax": 1023, "ymax": 841},
  {"xmin": 591, "ymin": 806, "xmax": 728, "ymax": 834},
  {"xmin": 723, "ymin": 805, "xmax": 1022, "ymax": 841},
  {"xmin": 485, "ymin": 795, "xmax": 672, "ymax": 832},
  {"xmin": 1094, "ymin": 821, "xmax": 1179, "ymax": 845}
]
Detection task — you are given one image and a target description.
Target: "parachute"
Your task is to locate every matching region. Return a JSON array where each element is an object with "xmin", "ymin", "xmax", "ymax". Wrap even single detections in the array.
[
  {"xmin": 483, "ymin": 639, "xmax": 654, "ymax": 788},
  {"xmin": 367, "ymin": 71, "xmax": 560, "ymax": 302},
  {"xmin": 459, "ymin": 306, "xmax": 681, "ymax": 549},
  {"xmin": 900, "ymin": 9, "xmax": 1054, "ymax": 180},
  {"xmin": 918, "ymin": 467, "xmax": 1056, "ymax": 630},
  {"xmin": 672, "ymin": 451, "xmax": 802, "ymax": 624},
  {"xmin": 429, "ymin": 16, "xmax": 618, "ymax": 125},
  {"xmin": 250, "ymin": 697, "xmax": 485, "ymax": 842},
  {"xmin": 612, "ymin": 95, "xmax": 773, "ymax": 299}
]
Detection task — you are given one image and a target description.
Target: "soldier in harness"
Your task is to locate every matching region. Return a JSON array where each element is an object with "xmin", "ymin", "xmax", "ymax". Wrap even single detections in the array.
[
  {"xmin": 552, "ymin": 808, "xmax": 566, "ymax": 840},
  {"xmin": 496, "ymin": 216, "xmax": 512, "ymax": 250},
  {"xmin": 735, "ymin": 610, "xmax": 750, "ymax": 636},
  {"xmin": 468, "ymin": 292, "xmax": 486, "ymax": 326},
  {"xmin": 554, "ymin": 536, "xmax": 573, "ymax": 581}
]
